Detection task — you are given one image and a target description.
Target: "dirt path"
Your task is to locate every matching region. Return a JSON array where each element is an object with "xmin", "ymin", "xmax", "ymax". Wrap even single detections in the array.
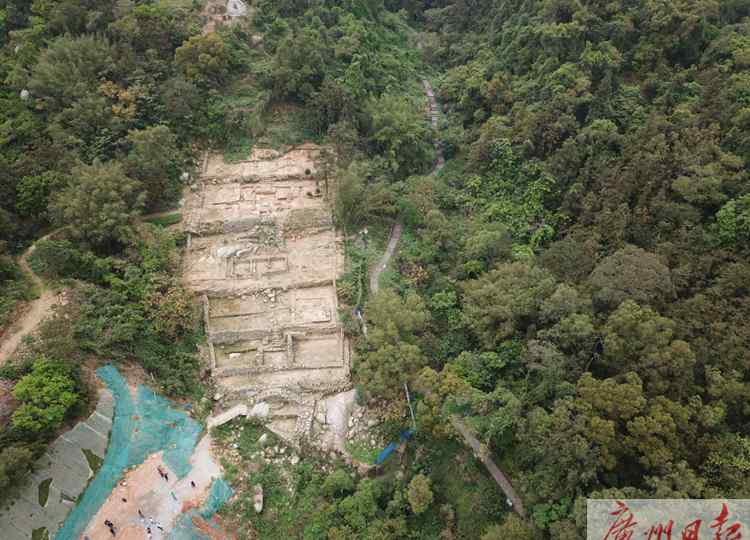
[
  {"xmin": 0, "ymin": 232, "xmax": 63, "ymax": 362},
  {"xmin": 369, "ymin": 222, "xmax": 402, "ymax": 295},
  {"xmin": 450, "ymin": 416, "xmax": 526, "ymax": 517},
  {"xmin": 141, "ymin": 209, "xmax": 182, "ymax": 221},
  {"xmin": 368, "ymin": 79, "xmax": 444, "ymax": 295},
  {"xmin": 364, "ymin": 80, "xmax": 527, "ymax": 516},
  {"xmin": 0, "ymin": 210, "xmax": 182, "ymax": 363},
  {"xmin": 422, "ymin": 80, "xmax": 527, "ymax": 517}
]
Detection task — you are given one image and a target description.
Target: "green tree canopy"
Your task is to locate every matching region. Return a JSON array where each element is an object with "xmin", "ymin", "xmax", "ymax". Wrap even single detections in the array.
[
  {"xmin": 15, "ymin": 171, "xmax": 66, "ymax": 219},
  {"xmin": 49, "ymin": 161, "xmax": 145, "ymax": 248},
  {"xmin": 0, "ymin": 446, "xmax": 35, "ymax": 492},
  {"xmin": 367, "ymin": 93, "xmax": 434, "ymax": 179},
  {"xmin": 462, "ymin": 262, "xmax": 557, "ymax": 348},
  {"xmin": 28, "ymin": 34, "xmax": 113, "ymax": 108},
  {"xmin": 12, "ymin": 359, "xmax": 79, "ymax": 434},
  {"xmin": 334, "ymin": 161, "xmax": 398, "ymax": 231},
  {"xmin": 175, "ymin": 33, "xmax": 231, "ymax": 87},
  {"xmin": 125, "ymin": 125, "xmax": 183, "ymax": 210},
  {"xmin": 406, "ymin": 474, "xmax": 433, "ymax": 514},
  {"xmin": 358, "ymin": 289, "xmax": 430, "ymax": 399},
  {"xmin": 602, "ymin": 300, "xmax": 697, "ymax": 399},
  {"xmin": 588, "ymin": 245, "xmax": 673, "ymax": 311},
  {"xmin": 715, "ymin": 194, "xmax": 750, "ymax": 249},
  {"xmin": 366, "ymin": 288, "xmax": 430, "ymax": 348},
  {"xmin": 481, "ymin": 514, "xmax": 541, "ymax": 540}
]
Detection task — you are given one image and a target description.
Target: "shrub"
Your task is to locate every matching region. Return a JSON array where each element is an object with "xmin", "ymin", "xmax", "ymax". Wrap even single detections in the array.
[
  {"xmin": 29, "ymin": 239, "xmax": 110, "ymax": 282},
  {"xmin": 12, "ymin": 359, "xmax": 80, "ymax": 435}
]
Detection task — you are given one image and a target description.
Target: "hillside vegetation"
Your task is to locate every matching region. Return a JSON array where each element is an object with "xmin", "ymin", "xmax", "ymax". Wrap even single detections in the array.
[
  {"xmin": 1, "ymin": 0, "xmax": 749, "ymax": 538},
  {"xmin": 363, "ymin": 0, "xmax": 750, "ymax": 537}
]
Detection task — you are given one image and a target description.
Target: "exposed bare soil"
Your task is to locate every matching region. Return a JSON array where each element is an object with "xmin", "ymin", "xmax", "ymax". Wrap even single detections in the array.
[
  {"xmin": 0, "ymin": 233, "xmax": 64, "ymax": 363},
  {"xmin": 80, "ymin": 436, "xmax": 226, "ymax": 540},
  {"xmin": 184, "ymin": 146, "xmax": 351, "ymax": 445}
]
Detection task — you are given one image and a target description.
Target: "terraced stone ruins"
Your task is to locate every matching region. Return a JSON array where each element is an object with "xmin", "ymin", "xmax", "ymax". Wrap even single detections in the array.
[{"xmin": 184, "ymin": 145, "xmax": 351, "ymax": 444}]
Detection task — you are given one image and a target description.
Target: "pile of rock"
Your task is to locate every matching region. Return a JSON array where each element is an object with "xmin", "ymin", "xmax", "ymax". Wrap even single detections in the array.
[
  {"xmin": 346, "ymin": 408, "xmax": 384, "ymax": 450},
  {"xmin": 249, "ymin": 442, "xmax": 301, "ymax": 468},
  {"xmin": 294, "ymin": 408, "xmax": 315, "ymax": 442},
  {"xmin": 255, "ymin": 221, "xmax": 282, "ymax": 248}
]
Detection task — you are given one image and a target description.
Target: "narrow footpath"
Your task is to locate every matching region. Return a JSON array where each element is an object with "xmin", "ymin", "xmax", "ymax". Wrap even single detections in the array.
[
  {"xmin": 369, "ymin": 222, "xmax": 402, "ymax": 295},
  {"xmin": 367, "ymin": 78, "xmax": 527, "ymax": 518},
  {"xmin": 0, "ymin": 211, "xmax": 181, "ymax": 362},
  {"xmin": 450, "ymin": 416, "xmax": 526, "ymax": 517},
  {"xmin": 0, "ymin": 232, "xmax": 62, "ymax": 362},
  {"xmin": 369, "ymin": 79, "xmax": 444, "ymax": 294}
]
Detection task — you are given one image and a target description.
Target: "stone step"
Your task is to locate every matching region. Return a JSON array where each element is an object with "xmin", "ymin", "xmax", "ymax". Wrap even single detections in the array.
[{"xmin": 207, "ymin": 404, "xmax": 248, "ymax": 429}]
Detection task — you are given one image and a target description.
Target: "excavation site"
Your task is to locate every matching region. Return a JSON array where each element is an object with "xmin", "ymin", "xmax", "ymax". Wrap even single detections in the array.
[{"xmin": 183, "ymin": 145, "xmax": 352, "ymax": 444}]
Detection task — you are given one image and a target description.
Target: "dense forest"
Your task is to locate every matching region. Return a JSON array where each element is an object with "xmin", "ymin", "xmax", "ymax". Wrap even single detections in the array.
[
  {"xmin": 0, "ymin": 0, "xmax": 212, "ymax": 501},
  {"xmin": 366, "ymin": 0, "xmax": 750, "ymax": 537},
  {"xmin": 1, "ymin": 0, "xmax": 749, "ymax": 538}
]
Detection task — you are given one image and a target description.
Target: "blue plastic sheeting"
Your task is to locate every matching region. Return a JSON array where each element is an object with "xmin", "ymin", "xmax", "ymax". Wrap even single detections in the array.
[
  {"xmin": 199, "ymin": 478, "xmax": 234, "ymax": 520},
  {"xmin": 55, "ymin": 365, "xmax": 203, "ymax": 540},
  {"xmin": 376, "ymin": 443, "xmax": 398, "ymax": 465},
  {"xmin": 375, "ymin": 429, "xmax": 415, "ymax": 465},
  {"xmin": 167, "ymin": 479, "xmax": 234, "ymax": 540}
]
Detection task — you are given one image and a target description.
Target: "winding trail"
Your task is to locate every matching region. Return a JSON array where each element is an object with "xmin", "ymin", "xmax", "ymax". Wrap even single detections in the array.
[
  {"xmin": 0, "ymin": 231, "xmax": 63, "ymax": 362},
  {"xmin": 423, "ymin": 80, "xmax": 526, "ymax": 517},
  {"xmin": 0, "ymin": 210, "xmax": 182, "ymax": 362},
  {"xmin": 369, "ymin": 222, "xmax": 402, "ymax": 294},
  {"xmin": 368, "ymin": 79, "xmax": 444, "ymax": 295},
  {"xmin": 365, "ymin": 79, "xmax": 528, "ymax": 517}
]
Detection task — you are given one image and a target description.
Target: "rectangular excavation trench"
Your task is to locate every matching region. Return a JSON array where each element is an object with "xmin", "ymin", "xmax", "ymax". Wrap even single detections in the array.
[{"xmin": 184, "ymin": 145, "xmax": 350, "ymax": 443}]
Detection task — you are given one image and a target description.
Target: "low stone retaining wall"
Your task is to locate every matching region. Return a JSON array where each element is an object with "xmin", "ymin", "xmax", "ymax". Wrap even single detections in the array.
[{"xmin": 0, "ymin": 389, "xmax": 114, "ymax": 540}]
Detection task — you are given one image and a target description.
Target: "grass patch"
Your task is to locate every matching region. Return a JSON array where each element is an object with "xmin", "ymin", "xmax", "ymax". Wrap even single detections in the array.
[
  {"xmin": 222, "ymin": 460, "xmax": 329, "ymax": 540},
  {"xmin": 216, "ymin": 419, "xmax": 334, "ymax": 539},
  {"xmin": 220, "ymin": 457, "xmax": 241, "ymax": 485},
  {"xmin": 223, "ymin": 135, "xmax": 255, "ymax": 163},
  {"xmin": 157, "ymin": 0, "xmax": 194, "ymax": 8},
  {"xmin": 412, "ymin": 438, "xmax": 508, "ymax": 539},
  {"xmin": 362, "ymin": 220, "xmax": 394, "ymax": 267},
  {"xmin": 236, "ymin": 420, "xmax": 279, "ymax": 458},
  {"xmin": 337, "ymin": 242, "xmax": 368, "ymax": 307},
  {"xmin": 143, "ymin": 213, "xmax": 182, "ymax": 228},
  {"xmin": 81, "ymin": 448, "xmax": 103, "ymax": 475},
  {"xmin": 211, "ymin": 423, "xmax": 235, "ymax": 443},
  {"xmin": 339, "ymin": 219, "xmax": 398, "ymax": 307},
  {"xmin": 32, "ymin": 527, "xmax": 49, "ymax": 540},
  {"xmin": 377, "ymin": 267, "xmax": 401, "ymax": 293},
  {"xmin": 344, "ymin": 439, "xmax": 380, "ymax": 465},
  {"xmin": 212, "ymin": 418, "xmax": 281, "ymax": 461},
  {"xmin": 37, "ymin": 478, "xmax": 52, "ymax": 507},
  {"xmin": 257, "ymin": 106, "xmax": 321, "ymax": 149}
]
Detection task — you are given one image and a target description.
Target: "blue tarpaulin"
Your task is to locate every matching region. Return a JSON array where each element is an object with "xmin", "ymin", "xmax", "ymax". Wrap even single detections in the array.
[
  {"xmin": 55, "ymin": 366, "xmax": 204, "ymax": 540},
  {"xmin": 375, "ymin": 429, "xmax": 414, "ymax": 465}
]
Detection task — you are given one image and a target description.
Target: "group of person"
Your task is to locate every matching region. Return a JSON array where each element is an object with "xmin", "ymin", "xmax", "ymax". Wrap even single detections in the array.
[
  {"xmin": 90, "ymin": 466, "xmax": 200, "ymax": 538},
  {"xmin": 103, "ymin": 519, "xmax": 116, "ymax": 536},
  {"xmin": 139, "ymin": 510, "xmax": 165, "ymax": 540}
]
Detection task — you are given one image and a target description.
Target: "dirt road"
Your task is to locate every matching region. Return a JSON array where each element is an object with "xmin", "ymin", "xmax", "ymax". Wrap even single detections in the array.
[
  {"xmin": 0, "ymin": 233, "xmax": 63, "ymax": 362},
  {"xmin": 0, "ymin": 209, "xmax": 185, "ymax": 363}
]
